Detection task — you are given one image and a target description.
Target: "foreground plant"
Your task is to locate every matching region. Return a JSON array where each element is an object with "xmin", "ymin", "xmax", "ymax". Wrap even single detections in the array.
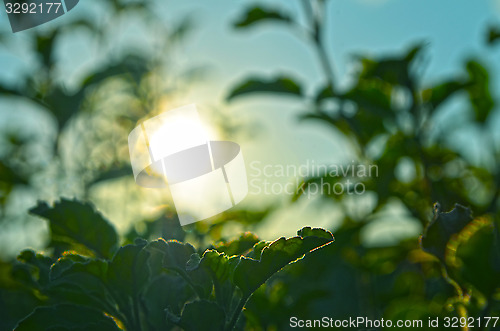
[
  {"xmin": 12, "ymin": 198, "xmax": 334, "ymax": 331},
  {"xmin": 420, "ymin": 203, "xmax": 500, "ymax": 331}
]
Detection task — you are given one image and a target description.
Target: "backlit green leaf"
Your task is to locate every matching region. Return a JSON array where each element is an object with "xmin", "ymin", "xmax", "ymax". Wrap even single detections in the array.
[
  {"xmin": 215, "ymin": 232, "xmax": 260, "ymax": 256},
  {"xmin": 233, "ymin": 227, "xmax": 334, "ymax": 297},
  {"xmin": 29, "ymin": 199, "xmax": 119, "ymax": 259}
]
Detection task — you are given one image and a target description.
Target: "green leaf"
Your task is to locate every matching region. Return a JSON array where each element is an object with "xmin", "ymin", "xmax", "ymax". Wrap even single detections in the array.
[
  {"xmin": 81, "ymin": 53, "xmax": 149, "ymax": 87},
  {"xmin": 311, "ymin": 80, "xmax": 395, "ymax": 146},
  {"xmin": 142, "ymin": 274, "xmax": 193, "ymax": 328},
  {"xmin": 454, "ymin": 219, "xmax": 500, "ymax": 295},
  {"xmin": 341, "ymin": 80, "xmax": 393, "ymax": 119},
  {"xmin": 189, "ymin": 250, "xmax": 240, "ymax": 311},
  {"xmin": 357, "ymin": 43, "xmax": 424, "ymax": 88},
  {"xmin": 35, "ymin": 30, "xmax": 59, "ymax": 69},
  {"xmin": 162, "ymin": 240, "xmax": 197, "ymax": 273},
  {"xmin": 422, "ymin": 80, "xmax": 468, "ymax": 110},
  {"xmin": 0, "ymin": 160, "xmax": 30, "ymax": 185},
  {"xmin": 297, "ymin": 227, "xmax": 335, "ymax": 240},
  {"xmin": 233, "ymin": 227, "xmax": 334, "ymax": 297},
  {"xmin": 215, "ymin": 232, "xmax": 260, "ymax": 256},
  {"xmin": 298, "ymin": 112, "xmax": 352, "ymax": 139},
  {"xmin": 29, "ymin": 198, "xmax": 119, "ymax": 259},
  {"xmin": 465, "ymin": 60, "xmax": 494, "ymax": 123},
  {"xmin": 167, "ymin": 300, "xmax": 226, "ymax": 331},
  {"xmin": 143, "ymin": 239, "xmax": 171, "ymax": 276},
  {"xmin": 15, "ymin": 304, "xmax": 120, "ymax": 331},
  {"xmin": 107, "ymin": 240, "xmax": 149, "ymax": 303},
  {"xmin": 12, "ymin": 250, "xmax": 54, "ymax": 289},
  {"xmin": 487, "ymin": 25, "xmax": 500, "ymax": 45},
  {"xmin": 160, "ymin": 240, "xmax": 212, "ymax": 299},
  {"xmin": 37, "ymin": 53, "xmax": 150, "ymax": 133},
  {"xmin": 233, "ymin": 7, "xmax": 291, "ymax": 28},
  {"xmin": 49, "ymin": 253, "xmax": 89, "ymax": 280},
  {"xmin": 315, "ymin": 84, "xmax": 335, "ymax": 103},
  {"xmin": 168, "ymin": 17, "xmax": 195, "ymax": 43},
  {"xmin": 246, "ymin": 241, "xmax": 269, "ymax": 260},
  {"xmin": 86, "ymin": 165, "xmax": 131, "ymax": 189},
  {"xmin": 0, "ymin": 83, "xmax": 22, "ymax": 97},
  {"xmin": 48, "ymin": 258, "xmax": 111, "ymax": 313},
  {"xmin": 0, "ymin": 260, "xmax": 42, "ymax": 331},
  {"xmin": 41, "ymin": 86, "xmax": 85, "ymax": 132},
  {"xmin": 227, "ymin": 76, "xmax": 302, "ymax": 101},
  {"xmin": 420, "ymin": 203, "xmax": 473, "ymax": 262}
]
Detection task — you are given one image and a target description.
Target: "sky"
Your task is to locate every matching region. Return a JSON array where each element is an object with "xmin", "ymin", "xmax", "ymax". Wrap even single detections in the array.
[{"xmin": 1, "ymin": 0, "xmax": 500, "ymax": 253}]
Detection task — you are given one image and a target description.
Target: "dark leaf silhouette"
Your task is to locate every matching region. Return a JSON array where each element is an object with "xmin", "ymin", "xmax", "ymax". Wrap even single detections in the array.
[
  {"xmin": 233, "ymin": 227, "xmax": 334, "ymax": 297},
  {"xmin": 35, "ymin": 30, "xmax": 59, "ymax": 69},
  {"xmin": 465, "ymin": 60, "xmax": 494, "ymax": 123},
  {"xmin": 29, "ymin": 199, "xmax": 119, "ymax": 259},
  {"xmin": 357, "ymin": 43, "xmax": 424, "ymax": 88},
  {"xmin": 454, "ymin": 219, "xmax": 500, "ymax": 295},
  {"xmin": 227, "ymin": 76, "xmax": 302, "ymax": 101},
  {"xmin": 167, "ymin": 300, "xmax": 226, "ymax": 331},
  {"xmin": 315, "ymin": 84, "xmax": 335, "ymax": 103},
  {"xmin": 86, "ymin": 165, "xmax": 132, "ymax": 188},
  {"xmin": 15, "ymin": 304, "xmax": 120, "ymax": 331},
  {"xmin": 12, "ymin": 250, "xmax": 53, "ymax": 289},
  {"xmin": 233, "ymin": 7, "xmax": 291, "ymax": 28},
  {"xmin": 48, "ymin": 258, "xmax": 111, "ymax": 313},
  {"xmin": 487, "ymin": 25, "xmax": 500, "ymax": 45},
  {"xmin": 82, "ymin": 53, "xmax": 149, "ymax": 87},
  {"xmin": 214, "ymin": 232, "xmax": 260, "ymax": 256},
  {"xmin": 420, "ymin": 204, "xmax": 473, "ymax": 262},
  {"xmin": 107, "ymin": 239, "xmax": 150, "ymax": 304},
  {"xmin": 422, "ymin": 80, "xmax": 469, "ymax": 110}
]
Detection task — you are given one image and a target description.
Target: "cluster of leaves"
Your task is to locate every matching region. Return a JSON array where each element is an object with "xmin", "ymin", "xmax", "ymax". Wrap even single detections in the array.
[
  {"xmin": 6, "ymin": 198, "xmax": 334, "ymax": 330},
  {"xmin": 1, "ymin": 1, "xmax": 500, "ymax": 330},
  {"xmin": 421, "ymin": 204, "xmax": 500, "ymax": 313},
  {"xmin": 224, "ymin": 1, "xmax": 500, "ymax": 329},
  {"xmin": 229, "ymin": 4, "xmax": 499, "ymax": 222},
  {"xmin": 0, "ymin": 0, "xmax": 198, "ymax": 220}
]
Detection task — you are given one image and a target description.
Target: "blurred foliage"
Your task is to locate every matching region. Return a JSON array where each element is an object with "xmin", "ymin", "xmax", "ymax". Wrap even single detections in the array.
[
  {"xmin": 0, "ymin": 0, "xmax": 200, "ymax": 223},
  {"xmin": 225, "ymin": 1, "xmax": 500, "ymax": 330},
  {"xmin": 1, "ymin": 0, "xmax": 500, "ymax": 330}
]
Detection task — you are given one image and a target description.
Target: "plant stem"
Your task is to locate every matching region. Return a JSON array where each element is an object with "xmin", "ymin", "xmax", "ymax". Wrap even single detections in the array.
[
  {"xmin": 225, "ymin": 294, "xmax": 250, "ymax": 331},
  {"xmin": 441, "ymin": 265, "xmax": 469, "ymax": 331},
  {"xmin": 132, "ymin": 295, "xmax": 142, "ymax": 331},
  {"xmin": 169, "ymin": 267, "xmax": 205, "ymax": 299},
  {"xmin": 478, "ymin": 296, "xmax": 493, "ymax": 331},
  {"xmin": 301, "ymin": 0, "xmax": 336, "ymax": 91}
]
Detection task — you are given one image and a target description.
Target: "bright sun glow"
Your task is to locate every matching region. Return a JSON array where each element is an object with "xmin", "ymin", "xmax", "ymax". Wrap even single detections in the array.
[{"xmin": 144, "ymin": 105, "xmax": 217, "ymax": 162}]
